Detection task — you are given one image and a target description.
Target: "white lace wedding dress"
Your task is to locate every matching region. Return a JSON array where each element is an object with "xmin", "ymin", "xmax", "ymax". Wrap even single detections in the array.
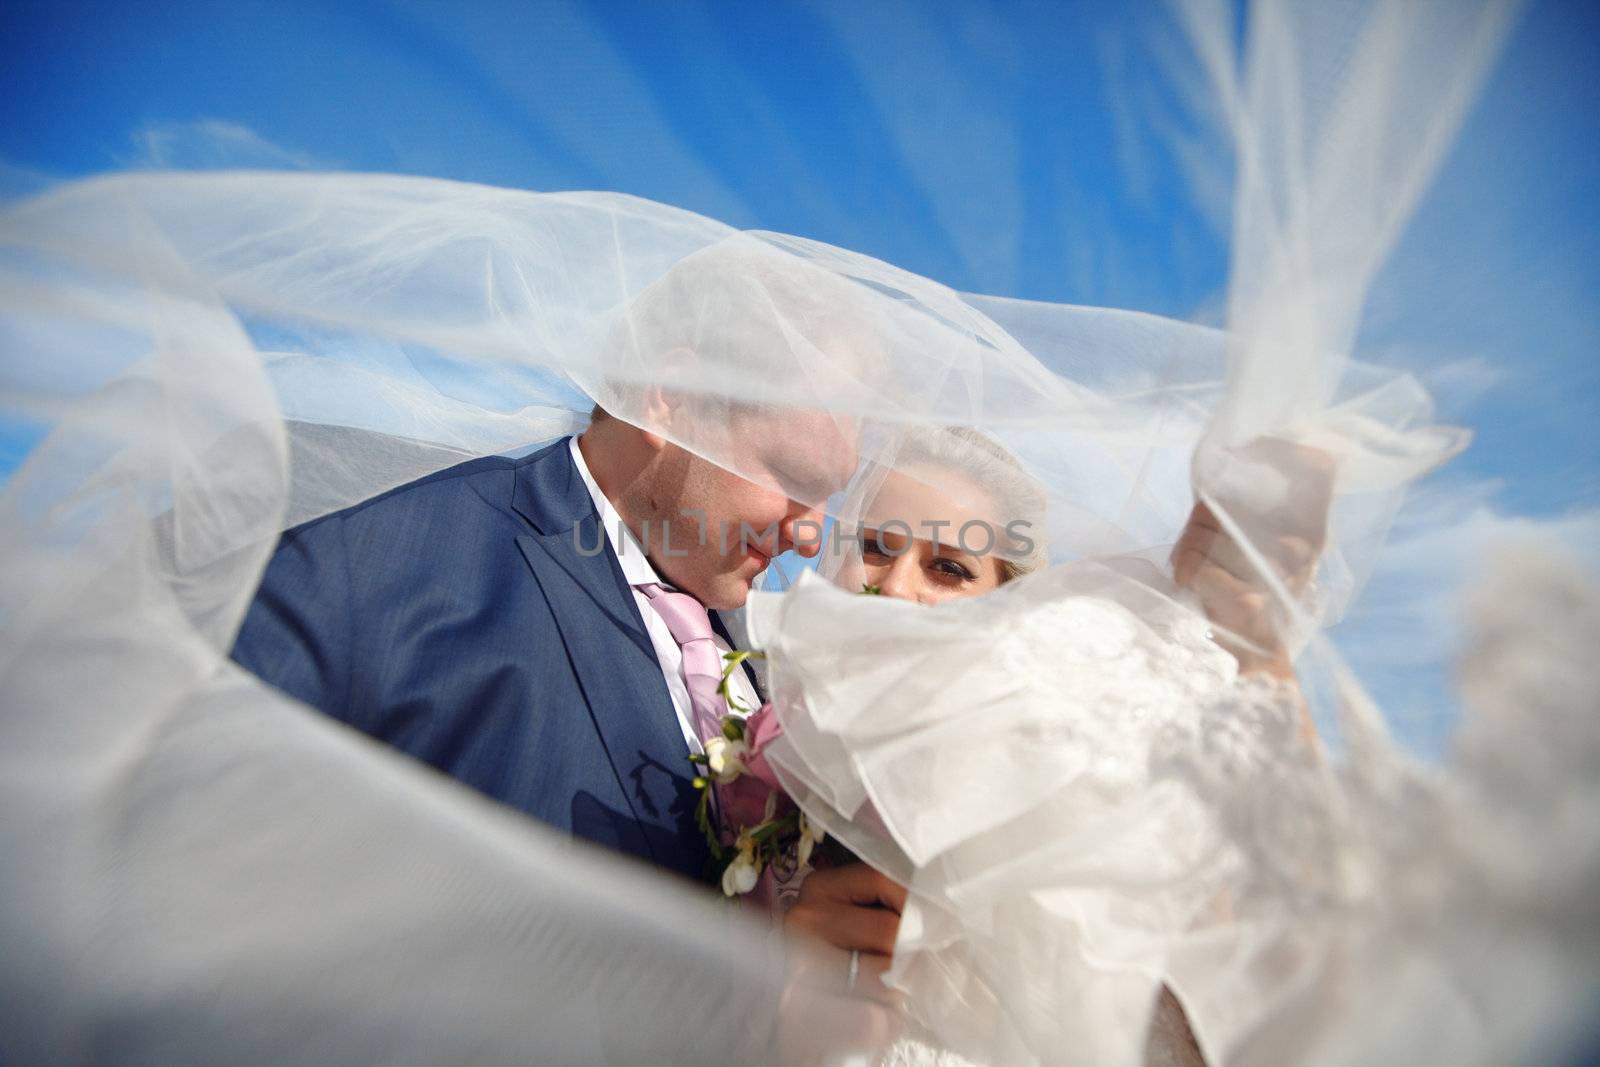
[
  {"xmin": 748, "ymin": 550, "xmax": 1600, "ymax": 1066},
  {"xmin": 751, "ymin": 566, "xmax": 1243, "ymax": 1066}
]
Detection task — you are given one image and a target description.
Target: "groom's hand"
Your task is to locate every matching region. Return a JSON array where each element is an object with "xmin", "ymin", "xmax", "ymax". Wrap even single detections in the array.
[{"xmin": 783, "ymin": 862, "xmax": 907, "ymax": 1003}]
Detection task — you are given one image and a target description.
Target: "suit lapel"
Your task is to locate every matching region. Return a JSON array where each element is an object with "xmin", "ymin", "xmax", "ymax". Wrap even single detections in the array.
[{"xmin": 511, "ymin": 441, "xmax": 706, "ymax": 876}]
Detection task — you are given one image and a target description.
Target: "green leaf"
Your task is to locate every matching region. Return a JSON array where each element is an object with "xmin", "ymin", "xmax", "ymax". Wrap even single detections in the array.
[
  {"xmin": 748, "ymin": 818, "xmax": 796, "ymax": 845},
  {"xmin": 717, "ymin": 651, "xmax": 765, "ymax": 715},
  {"xmin": 695, "ymin": 786, "xmax": 724, "ymax": 860},
  {"xmin": 861, "ymin": 583, "xmax": 882, "ymax": 596}
]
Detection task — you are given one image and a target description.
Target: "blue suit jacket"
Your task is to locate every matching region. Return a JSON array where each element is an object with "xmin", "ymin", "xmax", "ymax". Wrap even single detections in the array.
[{"xmin": 232, "ymin": 437, "xmax": 727, "ymax": 881}]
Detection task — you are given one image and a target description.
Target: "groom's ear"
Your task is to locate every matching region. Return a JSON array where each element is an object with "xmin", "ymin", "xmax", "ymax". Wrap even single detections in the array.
[{"xmin": 637, "ymin": 347, "xmax": 695, "ymax": 451}]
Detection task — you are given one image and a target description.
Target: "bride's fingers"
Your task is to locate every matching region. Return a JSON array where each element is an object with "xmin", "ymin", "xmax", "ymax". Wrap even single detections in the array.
[
  {"xmin": 1188, "ymin": 560, "xmax": 1271, "ymax": 635},
  {"xmin": 785, "ymin": 896, "xmax": 901, "ymax": 956},
  {"xmin": 798, "ymin": 861, "xmax": 908, "ymax": 914},
  {"xmin": 1175, "ymin": 530, "xmax": 1317, "ymax": 603},
  {"xmin": 1178, "ymin": 559, "xmax": 1304, "ymax": 678},
  {"xmin": 1173, "ymin": 504, "xmax": 1254, "ymax": 587},
  {"xmin": 832, "ymin": 947, "xmax": 899, "ymax": 1005},
  {"xmin": 786, "ymin": 942, "xmax": 900, "ymax": 1005},
  {"xmin": 1174, "ymin": 502, "xmax": 1321, "ymax": 594}
]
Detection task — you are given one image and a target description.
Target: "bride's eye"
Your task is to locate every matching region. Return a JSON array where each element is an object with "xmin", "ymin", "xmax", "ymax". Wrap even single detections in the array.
[
  {"xmin": 861, "ymin": 536, "xmax": 890, "ymax": 560},
  {"xmin": 930, "ymin": 557, "xmax": 977, "ymax": 582}
]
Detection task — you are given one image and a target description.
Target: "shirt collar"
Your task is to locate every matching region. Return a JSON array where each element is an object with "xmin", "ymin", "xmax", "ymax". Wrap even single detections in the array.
[{"xmin": 568, "ymin": 435, "xmax": 666, "ymax": 589}]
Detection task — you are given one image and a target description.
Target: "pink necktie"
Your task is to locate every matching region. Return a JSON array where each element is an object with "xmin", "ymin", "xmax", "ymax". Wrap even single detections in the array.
[{"xmin": 636, "ymin": 583, "xmax": 727, "ymax": 743}]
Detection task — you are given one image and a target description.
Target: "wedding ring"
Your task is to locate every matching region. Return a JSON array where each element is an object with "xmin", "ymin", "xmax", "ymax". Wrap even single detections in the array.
[{"xmin": 846, "ymin": 948, "xmax": 860, "ymax": 992}]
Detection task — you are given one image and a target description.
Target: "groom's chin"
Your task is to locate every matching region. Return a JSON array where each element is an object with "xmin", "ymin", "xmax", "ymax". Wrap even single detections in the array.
[
  {"xmin": 707, "ymin": 580, "xmax": 752, "ymax": 612},
  {"xmin": 701, "ymin": 569, "xmax": 759, "ymax": 612}
]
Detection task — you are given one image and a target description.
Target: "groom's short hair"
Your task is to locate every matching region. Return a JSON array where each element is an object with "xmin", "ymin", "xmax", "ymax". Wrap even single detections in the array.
[{"xmin": 586, "ymin": 236, "xmax": 891, "ymax": 436}]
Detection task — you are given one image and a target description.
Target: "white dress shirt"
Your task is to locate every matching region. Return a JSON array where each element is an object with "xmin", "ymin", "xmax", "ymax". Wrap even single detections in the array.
[{"xmin": 567, "ymin": 436, "xmax": 761, "ymax": 758}]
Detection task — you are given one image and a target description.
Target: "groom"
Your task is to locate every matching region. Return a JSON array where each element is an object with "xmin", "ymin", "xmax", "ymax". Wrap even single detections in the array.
[
  {"xmin": 232, "ymin": 240, "xmax": 914, "ymax": 1021},
  {"xmin": 231, "ymin": 397, "xmax": 852, "ymax": 882}
]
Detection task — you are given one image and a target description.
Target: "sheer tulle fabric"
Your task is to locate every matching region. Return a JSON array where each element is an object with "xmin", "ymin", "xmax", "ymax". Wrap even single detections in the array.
[{"xmin": 3, "ymin": 0, "xmax": 1596, "ymax": 1064}]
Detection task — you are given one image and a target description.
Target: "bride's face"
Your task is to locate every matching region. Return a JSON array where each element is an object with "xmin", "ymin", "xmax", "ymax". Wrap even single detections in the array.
[{"xmin": 851, "ymin": 465, "xmax": 1008, "ymax": 605}]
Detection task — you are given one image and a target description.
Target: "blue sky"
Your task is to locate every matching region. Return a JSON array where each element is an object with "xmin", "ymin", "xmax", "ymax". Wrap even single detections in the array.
[
  {"xmin": 3, "ymin": 0, "xmax": 1597, "ymax": 754},
  {"xmin": 1, "ymin": 1, "xmax": 1232, "ymax": 309}
]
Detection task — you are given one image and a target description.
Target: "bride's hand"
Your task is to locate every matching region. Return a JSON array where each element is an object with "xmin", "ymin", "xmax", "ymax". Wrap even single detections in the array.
[
  {"xmin": 783, "ymin": 862, "xmax": 907, "ymax": 1004},
  {"xmin": 1174, "ymin": 438, "xmax": 1337, "ymax": 678},
  {"xmin": 771, "ymin": 863, "xmax": 907, "ymax": 1063}
]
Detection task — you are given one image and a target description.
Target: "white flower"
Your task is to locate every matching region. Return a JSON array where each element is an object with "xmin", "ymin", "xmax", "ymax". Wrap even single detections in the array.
[
  {"xmin": 721, "ymin": 841, "xmax": 761, "ymax": 896},
  {"xmin": 703, "ymin": 735, "xmax": 748, "ymax": 785},
  {"xmin": 797, "ymin": 812, "xmax": 825, "ymax": 868}
]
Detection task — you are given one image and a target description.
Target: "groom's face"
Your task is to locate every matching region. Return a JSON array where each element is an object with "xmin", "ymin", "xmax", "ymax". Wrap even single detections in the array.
[{"xmin": 646, "ymin": 411, "xmax": 858, "ymax": 610}]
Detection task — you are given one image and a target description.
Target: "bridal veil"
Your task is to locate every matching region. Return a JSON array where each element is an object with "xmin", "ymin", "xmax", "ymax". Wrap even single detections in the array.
[{"xmin": 3, "ymin": 1, "xmax": 1596, "ymax": 1063}]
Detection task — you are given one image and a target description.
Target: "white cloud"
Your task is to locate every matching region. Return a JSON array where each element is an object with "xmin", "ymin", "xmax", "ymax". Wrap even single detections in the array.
[
  {"xmin": 122, "ymin": 119, "xmax": 328, "ymax": 171},
  {"xmin": 1329, "ymin": 485, "xmax": 1600, "ymax": 757},
  {"xmin": 1352, "ymin": 343, "xmax": 1512, "ymax": 424},
  {"xmin": 1344, "ymin": 485, "xmax": 1600, "ymax": 665}
]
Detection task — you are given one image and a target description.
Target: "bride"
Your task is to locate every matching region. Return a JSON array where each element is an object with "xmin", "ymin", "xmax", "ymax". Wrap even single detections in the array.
[{"xmin": 721, "ymin": 423, "xmax": 1317, "ymax": 1066}]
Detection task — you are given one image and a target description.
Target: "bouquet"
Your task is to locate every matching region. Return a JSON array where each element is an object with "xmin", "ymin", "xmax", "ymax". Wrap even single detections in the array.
[{"xmin": 689, "ymin": 650, "xmax": 828, "ymax": 899}]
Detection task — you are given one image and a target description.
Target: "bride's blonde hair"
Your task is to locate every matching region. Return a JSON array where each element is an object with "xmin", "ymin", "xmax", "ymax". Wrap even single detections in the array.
[{"xmin": 893, "ymin": 426, "xmax": 1048, "ymax": 582}]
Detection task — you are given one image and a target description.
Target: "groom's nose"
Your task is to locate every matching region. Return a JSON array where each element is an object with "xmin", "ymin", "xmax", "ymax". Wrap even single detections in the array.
[{"xmin": 778, "ymin": 502, "xmax": 828, "ymax": 559}]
